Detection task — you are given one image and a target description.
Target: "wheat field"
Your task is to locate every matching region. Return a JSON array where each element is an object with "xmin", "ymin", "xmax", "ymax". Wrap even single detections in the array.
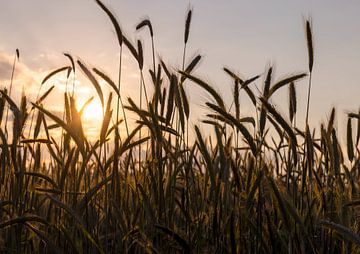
[{"xmin": 1, "ymin": 1, "xmax": 360, "ymax": 253}]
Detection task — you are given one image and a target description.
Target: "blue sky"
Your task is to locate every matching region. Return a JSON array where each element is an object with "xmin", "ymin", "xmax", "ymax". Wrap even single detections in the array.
[{"xmin": 0, "ymin": 0, "xmax": 360, "ymax": 137}]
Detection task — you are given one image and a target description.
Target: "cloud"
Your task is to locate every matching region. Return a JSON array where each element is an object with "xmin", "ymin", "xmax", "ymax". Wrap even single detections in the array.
[
  {"xmin": 0, "ymin": 56, "xmax": 13, "ymax": 78},
  {"xmin": 0, "ymin": 52, "xmax": 41, "ymax": 99},
  {"xmin": 0, "ymin": 50, "xmax": 141, "ymax": 139},
  {"xmin": 0, "ymin": 51, "xmax": 81, "ymax": 103}
]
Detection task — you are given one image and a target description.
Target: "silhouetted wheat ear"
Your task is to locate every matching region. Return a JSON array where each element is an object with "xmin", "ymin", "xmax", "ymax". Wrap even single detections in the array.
[
  {"xmin": 306, "ymin": 19, "xmax": 314, "ymax": 73},
  {"xmin": 265, "ymin": 67, "xmax": 272, "ymax": 93},
  {"xmin": 136, "ymin": 19, "xmax": 153, "ymax": 37},
  {"xmin": 41, "ymin": 66, "xmax": 71, "ymax": 85},
  {"xmin": 184, "ymin": 9, "xmax": 192, "ymax": 44},
  {"xmin": 183, "ymin": 54, "xmax": 202, "ymax": 75},
  {"xmin": 347, "ymin": 117, "xmax": 354, "ymax": 162},
  {"xmin": 137, "ymin": 40, "xmax": 144, "ymax": 70},
  {"xmin": 123, "ymin": 36, "xmax": 139, "ymax": 63},
  {"xmin": 289, "ymin": 82, "xmax": 296, "ymax": 123},
  {"xmin": 64, "ymin": 53, "xmax": 75, "ymax": 73},
  {"xmin": 305, "ymin": 18, "xmax": 314, "ymax": 125},
  {"xmin": 234, "ymin": 80, "xmax": 240, "ymax": 120},
  {"xmin": 77, "ymin": 60, "xmax": 104, "ymax": 109},
  {"xmin": 93, "ymin": 68, "xmax": 120, "ymax": 98},
  {"xmin": 95, "ymin": 0, "xmax": 123, "ymax": 46}
]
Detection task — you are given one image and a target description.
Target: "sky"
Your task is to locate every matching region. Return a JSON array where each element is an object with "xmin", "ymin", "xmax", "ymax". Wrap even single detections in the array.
[{"xmin": 1, "ymin": 0, "xmax": 360, "ymax": 140}]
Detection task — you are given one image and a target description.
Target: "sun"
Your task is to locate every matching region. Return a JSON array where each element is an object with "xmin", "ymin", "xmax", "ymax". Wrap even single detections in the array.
[
  {"xmin": 76, "ymin": 98, "xmax": 104, "ymax": 139},
  {"xmin": 80, "ymin": 99, "xmax": 103, "ymax": 122}
]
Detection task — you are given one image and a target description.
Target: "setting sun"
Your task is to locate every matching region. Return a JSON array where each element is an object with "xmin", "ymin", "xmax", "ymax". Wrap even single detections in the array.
[
  {"xmin": 77, "ymin": 98, "xmax": 104, "ymax": 139},
  {"xmin": 80, "ymin": 99, "xmax": 103, "ymax": 122}
]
